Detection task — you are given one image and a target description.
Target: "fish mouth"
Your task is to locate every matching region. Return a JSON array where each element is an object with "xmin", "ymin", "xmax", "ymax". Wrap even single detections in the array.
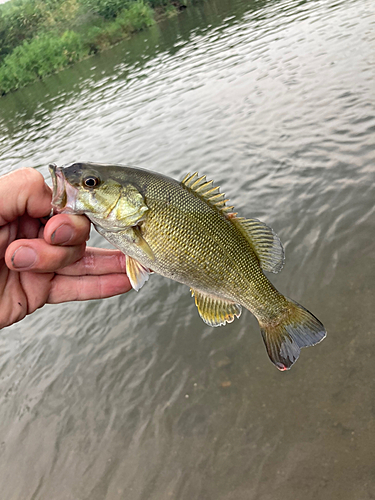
[{"xmin": 49, "ymin": 163, "xmax": 79, "ymax": 214}]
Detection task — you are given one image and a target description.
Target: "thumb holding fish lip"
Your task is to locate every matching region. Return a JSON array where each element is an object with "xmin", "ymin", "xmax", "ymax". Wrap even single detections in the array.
[
  {"xmin": 0, "ymin": 168, "xmax": 52, "ymax": 224},
  {"xmin": 0, "ymin": 167, "xmax": 135, "ymax": 330}
]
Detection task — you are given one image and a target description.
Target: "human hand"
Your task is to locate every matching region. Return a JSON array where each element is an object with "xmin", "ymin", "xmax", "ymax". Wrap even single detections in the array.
[{"xmin": 0, "ymin": 168, "xmax": 132, "ymax": 329}]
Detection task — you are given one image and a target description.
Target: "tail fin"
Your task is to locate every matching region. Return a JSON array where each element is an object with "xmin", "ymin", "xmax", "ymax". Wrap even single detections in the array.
[{"xmin": 259, "ymin": 299, "xmax": 326, "ymax": 371}]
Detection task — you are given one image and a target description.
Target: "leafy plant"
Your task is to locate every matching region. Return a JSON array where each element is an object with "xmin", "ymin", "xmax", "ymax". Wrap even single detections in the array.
[
  {"xmin": 0, "ymin": 0, "xmax": 186, "ymax": 94},
  {"xmin": 79, "ymin": 0, "xmax": 130, "ymax": 19},
  {"xmin": 82, "ymin": 1, "xmax": 153, "ymax": 52},
  {"xmin": 0, "ymin": 31, "xmax": 87, "ymax": 94}
]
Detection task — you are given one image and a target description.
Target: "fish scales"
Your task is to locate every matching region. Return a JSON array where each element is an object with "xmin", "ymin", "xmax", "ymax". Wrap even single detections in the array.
[
  {"xmin": 144, "ymin": 184, "xmax": 280, "ymax": 310},
  {"xmin": 49, "ymin": 162, "xmax": 326, "ymax": 370}
]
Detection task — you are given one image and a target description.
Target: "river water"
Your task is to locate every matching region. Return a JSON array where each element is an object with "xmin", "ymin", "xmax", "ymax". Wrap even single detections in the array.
[{"xmin": 0, "ymin": 0, "xmax": 374, "ymax": 498}]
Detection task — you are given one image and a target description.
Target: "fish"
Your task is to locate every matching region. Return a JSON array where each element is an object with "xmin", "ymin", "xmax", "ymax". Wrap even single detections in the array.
[{"xmin": 49, "ymin": 162, "xmax": 326, "ymax": 370}]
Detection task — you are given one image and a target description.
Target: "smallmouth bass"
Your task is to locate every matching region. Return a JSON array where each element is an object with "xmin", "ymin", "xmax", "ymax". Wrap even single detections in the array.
[{"xmin": 49, "ymin": 162, "xmax": 326, "ymax": 370}]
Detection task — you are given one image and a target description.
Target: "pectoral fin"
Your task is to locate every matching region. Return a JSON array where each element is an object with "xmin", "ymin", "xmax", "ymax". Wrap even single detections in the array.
[
  {"xmin": 126, "ymin": 255, "xmax": 151, "ymax": 291},
  {"xmin": 191, "ymin": 289, "xmax": 242, "ymax": 327},
  {"xmin": 121, "ymin": 226, "xmax": 155, "ymax": 261}
]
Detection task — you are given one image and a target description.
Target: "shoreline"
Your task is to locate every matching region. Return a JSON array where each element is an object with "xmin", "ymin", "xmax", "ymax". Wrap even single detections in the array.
[{"xmin": 0, "ymin": 0, "xmax": 188, "ymax": 96}]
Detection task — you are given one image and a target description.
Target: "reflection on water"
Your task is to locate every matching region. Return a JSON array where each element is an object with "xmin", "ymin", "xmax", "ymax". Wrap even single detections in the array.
[{"xmin": 0, "ymin": 0, "xmax": 374, "ymax": 498}]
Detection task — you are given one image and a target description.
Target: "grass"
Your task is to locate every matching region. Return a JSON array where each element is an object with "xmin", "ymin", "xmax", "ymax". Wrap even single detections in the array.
[
  {"xmin": 0, "ymin": 31, "xmax": 86, "ymax": 94},
  {"xmin": 0, "ymin": 0, "xmax": 188, "ymax": 95},
  {"xmin": 82, "ymin": 1, "xmax": 155, "ymax": 52}
]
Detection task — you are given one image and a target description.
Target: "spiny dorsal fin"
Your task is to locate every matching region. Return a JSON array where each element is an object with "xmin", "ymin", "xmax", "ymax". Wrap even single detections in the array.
[
  {"xmin": 190, "ymin": 288, "xmax": 242, "ymax": 327},
  {"xmin": 181, "ymin": 172, "xmax": 234, "ymax": 215},
  {"xmin": 182, "ymin": 173, "xmax": 284, "ymax": 273},
  {"xmin": 231, "ymin": 217, "xmax": 284, "ymax": 273}
]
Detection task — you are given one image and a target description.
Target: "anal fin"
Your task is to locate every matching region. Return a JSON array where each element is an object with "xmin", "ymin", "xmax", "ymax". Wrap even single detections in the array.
[
  {"xmin": 191, "ymin": 289, "xmax": 242, "ymax": 327},
  {"xmin": 126, "ymin": 255, "xmax": 151, "ymax": 291}
]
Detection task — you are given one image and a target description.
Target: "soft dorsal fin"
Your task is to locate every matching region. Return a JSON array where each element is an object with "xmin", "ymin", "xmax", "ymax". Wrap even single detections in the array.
[
  {"xmin": 231, "ymin": 217, "xmax": 284, "ymax": 273},
  {"xmin": 181, "ymin": 172, "xmax": 234, "ymax": 215},
  {"xmin": 181, "ymin": 172, "xmax": 284, "ymax": 274}
]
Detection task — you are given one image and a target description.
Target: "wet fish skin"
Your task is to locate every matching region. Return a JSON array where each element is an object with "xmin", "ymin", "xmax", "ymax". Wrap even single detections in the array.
[{"xmin": 49, "ymin": 162, "xmax": 326, "ymax": 370}]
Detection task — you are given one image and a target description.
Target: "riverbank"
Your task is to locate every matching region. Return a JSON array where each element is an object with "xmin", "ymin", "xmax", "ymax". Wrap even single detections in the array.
[{"xmin": 0, "ymin": 0, "xmax": 188, "ymax": 96}]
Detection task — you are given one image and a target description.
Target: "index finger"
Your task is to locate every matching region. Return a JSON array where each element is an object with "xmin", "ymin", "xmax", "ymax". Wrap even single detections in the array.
[
  {"xmin": 56, "ymin": 248, "xmax": 127, "ymax": 275},
  {"xmin": 0, "ymin": 168, "xmax": 52, "ymax": 225}
]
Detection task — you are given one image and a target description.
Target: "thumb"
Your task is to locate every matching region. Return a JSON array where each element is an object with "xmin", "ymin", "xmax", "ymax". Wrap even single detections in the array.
[{"xmin": 0, "ymin": 168, "xmax": 52, "ymax": 225}]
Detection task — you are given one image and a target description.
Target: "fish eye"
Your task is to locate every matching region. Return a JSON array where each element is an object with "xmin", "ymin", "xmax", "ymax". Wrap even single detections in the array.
[{"xmin": 83, "ymin": 176, "xmax": 99, "ymax": 188}]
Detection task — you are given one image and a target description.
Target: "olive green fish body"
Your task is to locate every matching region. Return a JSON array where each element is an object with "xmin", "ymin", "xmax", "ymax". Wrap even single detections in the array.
[
  {"xmin": 99, "ymin": 171, "xmax": 285, "ymax": 318},
  {"xmin": 144, "ymin": 188, "xmax": 284, "ymax": 314},
  {"xmin": 49, "ymin": 162, "xmax": 326, "ymax": 370}
]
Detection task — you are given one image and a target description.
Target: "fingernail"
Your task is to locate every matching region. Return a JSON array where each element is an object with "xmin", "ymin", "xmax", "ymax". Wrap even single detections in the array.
[
  {"xmin": 11, "ymin": 246, "xmax": 37, "ymax": 269},
  {"xmin": 51, "ymin": 224, "xmax": 73, "ymax": 245}
]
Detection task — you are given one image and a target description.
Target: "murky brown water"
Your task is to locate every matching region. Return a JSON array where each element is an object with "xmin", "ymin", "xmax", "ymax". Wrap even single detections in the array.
[{"xmin": 0, "ymin": 0, "xmax": 374, "ymax": 498}]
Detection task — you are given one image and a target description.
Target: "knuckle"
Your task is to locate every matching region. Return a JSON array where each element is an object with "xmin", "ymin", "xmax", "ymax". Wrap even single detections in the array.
[{"xmin": 21, "ymin": 168, "xmax": 44, "ymax": 186}]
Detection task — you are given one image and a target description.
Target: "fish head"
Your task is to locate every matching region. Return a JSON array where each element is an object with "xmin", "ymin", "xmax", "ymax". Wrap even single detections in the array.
[{"xmin": 49, "ymin": 162, "xmax": 148, "ymax": 230}]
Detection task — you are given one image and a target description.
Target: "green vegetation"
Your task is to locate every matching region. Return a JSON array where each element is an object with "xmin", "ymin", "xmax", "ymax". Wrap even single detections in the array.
[
  {"xmin": 0, "ymin": 0, "xmax": 187, "ymax": 95},
  {"xmin": 0, "ymin": 31, "xmax": 85, "ymax": 93}
]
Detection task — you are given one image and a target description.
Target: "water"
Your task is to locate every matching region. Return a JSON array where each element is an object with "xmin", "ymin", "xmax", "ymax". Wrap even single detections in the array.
[{"xmin": 0, "ymin": 0, "xmax": 374, "ymax": 498}]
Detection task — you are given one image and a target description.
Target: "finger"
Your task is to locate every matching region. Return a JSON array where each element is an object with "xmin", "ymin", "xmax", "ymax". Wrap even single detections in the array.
[
  {"xmin": 1, "ymin": 215, "xmax": 41, "ymax": 260},
  {"xmin": 5, "ymin": 238, "xmax": 86, "ymax": 272},
  {"xmin": 0, "ymin": 221, "xmax": 18, "ymax": 259},
  {"xmin": 57, "ymin": 248, "xmax": 127, "ymax": 276},
  {"xmin": 44, "ymin": 214, "xmax": 91, "ymax": 246},
  {"xmin": 0, "ymin": 168, "xmax": 52, "ymax": 225},
  {"xmin": 48, "ymin": 274, "xmax": 132, "ymax": 303},
  {"xmin": 17, "ymin": 214, "xmax": 42, "ymax": 239}
]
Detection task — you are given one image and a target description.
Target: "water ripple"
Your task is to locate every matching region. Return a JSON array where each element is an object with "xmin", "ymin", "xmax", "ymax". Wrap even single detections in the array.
[{"xmin": 0, "ymin": 0, "xmax": 375, "ymax": 498}]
